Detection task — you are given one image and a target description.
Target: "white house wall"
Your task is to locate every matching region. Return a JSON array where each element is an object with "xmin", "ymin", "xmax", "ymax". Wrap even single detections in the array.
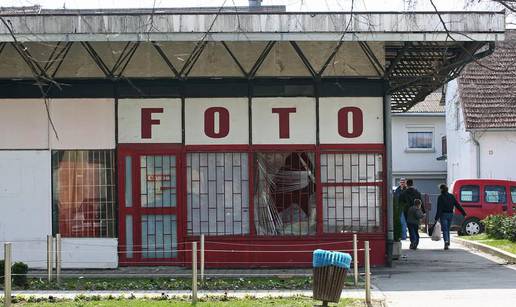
[
  {"xmin": 477, "ymin": 131, "xmax": 516, "ymax": 180},
  {"xmin": 446, "ymin": 86, "xmax": 516, "ymax": 182},
  {"xmin": 446, "ymin": 79, "xmax": 480, "ymax": 184},
  {"xmin": 0, "ymin": 99, "xmax": 49, "ymax": 149},
  {"xmin": 391, "ymin": 115, "xmax": 447, "ymax": 175},
  {"xmin": 0, "ymin": 150, "xmax": 51, "ymax": 269}
]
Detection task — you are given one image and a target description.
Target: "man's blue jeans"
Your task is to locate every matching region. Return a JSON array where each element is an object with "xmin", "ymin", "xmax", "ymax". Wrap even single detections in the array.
[
  {"xmin": 440, "ymin": 213, "xmax": 454, "ymax": 244},
  {"xmin": 400, "ymin": 212, "xmax": 408, "ymax": 240}
]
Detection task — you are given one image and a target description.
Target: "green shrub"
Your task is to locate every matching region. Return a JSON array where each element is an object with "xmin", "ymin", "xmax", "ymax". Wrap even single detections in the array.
[
  {"xmin": 1, "ymin": 260, "xmax": 29, "ymax": 288},
  {"xmin": 11, "ymin": 262, "xmax": 29, "ymax": 287},
  {"xmin": 504, "ymin": 215, "xmax": 516, "ymax": 242},
  {"xmin": 483, "ymin": 214, "xmax": 508, "ymax": 239}
]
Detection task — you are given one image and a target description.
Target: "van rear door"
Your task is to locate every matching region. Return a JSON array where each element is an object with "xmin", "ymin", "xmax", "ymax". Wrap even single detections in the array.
[
  {"xmin": 483, "ymin": 184, "xmax": 508, "ymax": 217},
  {"xmin": 510, "ymin": 186, "xmax": 516, "ymax": 216}
]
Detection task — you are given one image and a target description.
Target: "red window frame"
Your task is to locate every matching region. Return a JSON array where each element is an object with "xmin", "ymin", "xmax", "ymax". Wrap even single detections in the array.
[
  {"xmin": 118, "ymin": 143, "xmax": 387, "ymax": 266},
  {"xmin": 118, "ymin": 144, "xmax": 185, "ymax": 266}
]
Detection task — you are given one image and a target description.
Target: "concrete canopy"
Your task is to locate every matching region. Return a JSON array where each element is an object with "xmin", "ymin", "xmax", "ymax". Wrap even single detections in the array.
[{"xmin": 0, "ymin": 10, "xmax": 505, "ymax": 110}]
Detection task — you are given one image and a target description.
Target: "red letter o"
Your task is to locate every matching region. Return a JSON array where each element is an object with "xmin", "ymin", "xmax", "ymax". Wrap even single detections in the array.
[
  {"xmin": 204, "ymin": 107, "xmax": 230, "ymax": 138},
  {"xmin": 338, "ymin": 107, "xmax": 363, "ymax": 138}
]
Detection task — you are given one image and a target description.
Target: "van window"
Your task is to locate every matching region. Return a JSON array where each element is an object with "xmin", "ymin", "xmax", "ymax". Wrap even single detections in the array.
[
  {"xmin": 460, "ymin": 185, "xmax": 479, "ymax": 202},
  {"xmin": 511, "ymin": 187, "xmax": 516, "ymax": 203},
  {"xmin": 484, "ymin": 185, "xmax": 507, "ymax": 204}
]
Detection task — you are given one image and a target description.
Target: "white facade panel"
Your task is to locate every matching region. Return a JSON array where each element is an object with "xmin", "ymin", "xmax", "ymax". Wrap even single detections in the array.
[
  {"xmin": 319, "ymin": 97, "xmax": 383, "ymax": 144},
  {"xmin": 252, "ymin": 97, "xmax": 316, "ymax": 144},
  {"xmin": 118, "ymin": 98, "xmax": 182, "ymax": 143},
  {"xmin": 185, "ymin": 98, "xmax": 249, "ymax": 145},
  {"xmin": 61, "ymin": 238, "xmax": 118, "ymax": 269},
  {"xmin": 0, "ymin": 99, "xmax": 48, "ymax": 149},
  {"xmin": 446, "ymin": 80, "xmax": 481, "ymax": 184},
  {"xmin": 0, "ymin": 150, "xmax": 51, "ymax": 269},
  {"xmin": 50, "ymin": 99, "xmax": 115, "ymax": 149},
  {"xmin": 478, "ymin": 132, "xmax": 516, "ymax": 181}
]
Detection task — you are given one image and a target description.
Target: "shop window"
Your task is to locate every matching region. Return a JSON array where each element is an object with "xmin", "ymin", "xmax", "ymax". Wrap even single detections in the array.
[
  {"xmin": 460, "ymin": 185, "xmax": 479, "ymax": 203},
  {"xmin": 321, "ymin": 152, "xmax": 383, "ymax": 233},
  {"xmin": 254, "ymin": 152, "xmax": 316, "ymax": 236},
  {"xmin": 484, "ymin": 185, "xmax": 507, "ymax": 204},
  {"xmin": 52, "ymin": 150, "xmax": 116, "ymax": 238},
  {"xmin": 407, "ymin": 131, "xmax": 433, "ymax": 149},
  {"xmin": 187, "ymin": 152, "xmax": 249, "ymax": 236}
]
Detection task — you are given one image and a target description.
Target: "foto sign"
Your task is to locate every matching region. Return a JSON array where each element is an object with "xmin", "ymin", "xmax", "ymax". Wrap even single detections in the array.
[{"xmin": 118, "ymin": 97, "xmax": 383, "ymax": 144}]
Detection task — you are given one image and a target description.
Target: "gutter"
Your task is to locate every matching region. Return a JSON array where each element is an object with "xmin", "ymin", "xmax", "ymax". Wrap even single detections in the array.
[
  {"xmin": 391, "ymin": 112, "xmax": 445, "ymax": 117},
  {"xmin": 470, "ymin": 131, "xmax": 481, "ymax": 178}
]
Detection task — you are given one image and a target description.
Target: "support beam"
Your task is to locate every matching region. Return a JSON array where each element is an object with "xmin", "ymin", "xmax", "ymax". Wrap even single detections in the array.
[
  {"xmin": 221, "ymin": 41, "xmax": 248, "ymax": 78},
  {"xmin": 152, "ymin": 41, "xmax": 180, "ymax": 78},
  {"xmin": 248, "ymin": 41, "xmax": 275, "ymax": 79}
]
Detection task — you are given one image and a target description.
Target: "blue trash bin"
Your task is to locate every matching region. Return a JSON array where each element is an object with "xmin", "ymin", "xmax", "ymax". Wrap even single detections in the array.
[{"xmin": 312, "ymin": 249, "xmax": 352, "ymax": 305}]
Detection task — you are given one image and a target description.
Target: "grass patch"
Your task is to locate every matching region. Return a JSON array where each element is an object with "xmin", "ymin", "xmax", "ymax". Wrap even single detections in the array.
[
  {"xmin": 462, "ymin": 234, "xmax": 516, "ymax": 255},
  {"xmin": 14, "ymin": 276, "xmax": 361, "ymax": 291},
  {"xmin": 10, "ymin": 296, "xmax": 364, "ymax": 306}
]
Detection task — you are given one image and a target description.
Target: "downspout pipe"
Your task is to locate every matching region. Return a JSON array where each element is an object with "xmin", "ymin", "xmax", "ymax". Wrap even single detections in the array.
[
  {"xmin": 471, "ymin": 132, "xmax": 481, "ymax": 178},
  {"xmin": 384, "ymin": 91, "xmax": 394, "ymax": 267}
]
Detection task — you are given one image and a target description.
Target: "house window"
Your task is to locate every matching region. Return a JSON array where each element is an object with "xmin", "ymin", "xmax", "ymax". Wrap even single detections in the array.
[
  {"xmin": 442, "ymin": 136, "xmax": 447, "ymax": 156},
  {"xmin": 186, "ymin": 152, "xmax": 250, "ymax": 236},
  {"xmin": 460, "ymin": 185, "xmax": 479, "ymax": 203},
  {"xmin": 484, "ymin": 185, "xmax": 507, "ymax": 204},
  {"xmin": 254, "ymin": 152, "xmax": 316, "ymax": 236},
  {"xmin": 52, "ymin": 150, "xmax": 116, "ymax": 238},
  {"xmin": 321, "ymin": 152, "xmax": 383, "ymax": 233},
  {"xmin": 408, "ymin": 132, "xmax": 433, "ymax": 149}
]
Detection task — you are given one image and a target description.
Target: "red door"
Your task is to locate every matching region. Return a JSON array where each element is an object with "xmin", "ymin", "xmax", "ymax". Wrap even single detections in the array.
[{"xmin": 118, "ymin": 145, "xmax": 183, "ymax": 266}]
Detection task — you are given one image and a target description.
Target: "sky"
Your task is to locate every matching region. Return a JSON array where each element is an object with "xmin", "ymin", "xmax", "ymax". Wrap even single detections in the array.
[{"xmin": 0, "ymin": 0, "xmax": 503, "ymax": 12}]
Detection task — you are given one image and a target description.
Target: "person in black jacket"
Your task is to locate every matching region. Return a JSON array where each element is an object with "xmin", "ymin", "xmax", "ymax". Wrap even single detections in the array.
[
  {"xmin": 400, "ymin": 179, "xmax": 425, "ymax": 219},
  {"xmin": 435, "ymin": 184, "xmax": 467, "ymax": 250}
]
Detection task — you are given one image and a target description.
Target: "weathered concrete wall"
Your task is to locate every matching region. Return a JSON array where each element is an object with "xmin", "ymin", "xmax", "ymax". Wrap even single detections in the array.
[{"xmin": 0, "ymin": 12, "xmax": 504, "ymax": 42}]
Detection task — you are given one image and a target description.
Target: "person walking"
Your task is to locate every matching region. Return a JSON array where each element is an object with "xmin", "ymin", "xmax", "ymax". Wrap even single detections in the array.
[
  {"xmin": 435, "ymin": 184, "xmax": 467, "ymax": 250},
  {"xmin": 394, "ymin": 178, "xmax": 408, "ymax": 240},
  {"xmin": 407, "ymin": 199, "xmax": 425, "ymax": 250},
  {"xmin": 400, "ymin": 179, "xmax": 425, "ymax": 220}
]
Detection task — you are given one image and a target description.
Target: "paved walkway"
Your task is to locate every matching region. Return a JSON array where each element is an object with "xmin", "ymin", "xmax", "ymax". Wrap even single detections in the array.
[{"xmin": 373, "ymin": 234, "xmax": 516, "ymax": 307}]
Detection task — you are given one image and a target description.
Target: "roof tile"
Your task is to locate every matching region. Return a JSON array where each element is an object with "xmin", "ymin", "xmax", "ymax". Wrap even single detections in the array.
[{"xmin": 458, "ymin": 30, "xmax": 516, "ymax": 130}]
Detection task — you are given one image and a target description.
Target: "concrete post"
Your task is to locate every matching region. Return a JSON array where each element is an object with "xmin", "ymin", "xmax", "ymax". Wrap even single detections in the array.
[
  {"xmin": 353, "ymin": 233, "xmax": 358, "ymax": 286},
  {"xmin": 192, "ymin": 242, "xmax": 198, "ymax": 303},
  {"xmin": 4, "ymin": 242, "xmax": 12, "ymax": 307},
  {"xmin": 365, "ymin": 241, "xmax": 371, "ymax": 305},
  {"xmin": 55, "ymin": 234, "xmax": 61, "ymax": 284},
  {"xmin": 46, "ymin": 235, "xmax": 53, "ymax": 282},
  {"xmin": 200, "ymin": 234, "xmax": 205, "ymax": 282}
]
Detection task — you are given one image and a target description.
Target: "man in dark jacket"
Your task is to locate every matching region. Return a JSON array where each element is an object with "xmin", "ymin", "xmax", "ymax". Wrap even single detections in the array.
[
  {"xmin": 435, "ymin": 184, "xmax": 467, "ymax": 250},
  {"xmin": 400, "ymin": 179, "xmax": 425, "ymax": 219},
  {"xmin": 394, "ymin": 178, "xmax": 408, "ymax": 240}
]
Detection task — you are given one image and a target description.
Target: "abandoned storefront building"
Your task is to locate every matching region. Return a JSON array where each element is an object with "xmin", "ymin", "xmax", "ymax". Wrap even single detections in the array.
[{"xmin": 0, "ymin": 9, "xmax": 504, "ymax": 268}]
